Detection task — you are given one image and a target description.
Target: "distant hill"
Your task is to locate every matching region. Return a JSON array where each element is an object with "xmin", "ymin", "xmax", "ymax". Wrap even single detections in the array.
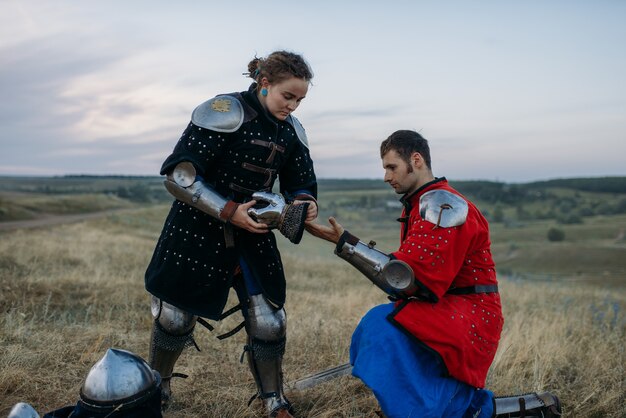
[
  {"xmin": 524, "ymin": 177, "xmax": 626, "ymax": 193},
  {"xmin": 1, "ymin": 175, "xmax": 625, "ymax": 223},
  {"xmin": 318, "ymin": 176, "xmax": 626, "ymax": 194},
  {"xmin": 316, "ymin": 177, "xmax": 626, "ymax": 225},
  {"xmin": 2, "ymin": 175, "xmax": 624, "ymax": 193}
]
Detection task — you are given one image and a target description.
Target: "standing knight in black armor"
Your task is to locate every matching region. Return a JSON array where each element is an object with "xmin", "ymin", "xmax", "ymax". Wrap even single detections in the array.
[{"xmin": 144, "ymin": 50, "xmax": 317, "ymax": 418}]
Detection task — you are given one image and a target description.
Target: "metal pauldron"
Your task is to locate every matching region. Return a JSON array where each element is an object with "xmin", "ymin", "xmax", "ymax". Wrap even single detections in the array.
[
  {"xmin": 335, "ymin": 231, "xmax": 418, "ymax": 298},
  {"xmin": 286, "ymin": 114, "xmax": 309, "ymax": 149},
  {"xmin": 419, "ymin": 189, "xmax": 468, "ymax": 228},
  {"xmin": 164, "ymin": 161, "xmax": 233, "ymax": 222},
  {"xmin": 191, "ymin": 95, "xmax": 244, "ymax": 133}
]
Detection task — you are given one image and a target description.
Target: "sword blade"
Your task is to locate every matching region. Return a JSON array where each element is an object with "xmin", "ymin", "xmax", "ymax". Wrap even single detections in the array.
[{"xmin": 289, "ymin": 362, "xmax": 353, "ymax": 391}]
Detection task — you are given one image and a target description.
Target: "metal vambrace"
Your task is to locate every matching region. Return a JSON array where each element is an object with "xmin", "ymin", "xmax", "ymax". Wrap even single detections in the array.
[
  {"xmin": 335, "ymin": 230, "xmax": 418, "ymax": 299},
  {"xmin": 163, "ymin": 161, "xmax": 239, "ymax": 222},
  {"xmin": 248, "ymin": 191, "xmax": 309, "ymax": 244}
]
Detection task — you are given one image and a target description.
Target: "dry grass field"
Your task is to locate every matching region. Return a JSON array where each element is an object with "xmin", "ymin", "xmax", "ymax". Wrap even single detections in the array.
[{"xmin": 1, "ymin": 206, "xmax": 624, "ymax": 417}]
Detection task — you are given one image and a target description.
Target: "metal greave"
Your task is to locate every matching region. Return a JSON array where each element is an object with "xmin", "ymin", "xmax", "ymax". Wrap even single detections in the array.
[
  {"xmin": 246, "ymin": 336, "xmax": 290, "ymax": 414},
  {"xmin": 148, "ymin": 321, "xmax": 192, "ymax": 402},
  {"xmin": 244, "ymin": 294, "xmax": 290, "ymax": 415}
]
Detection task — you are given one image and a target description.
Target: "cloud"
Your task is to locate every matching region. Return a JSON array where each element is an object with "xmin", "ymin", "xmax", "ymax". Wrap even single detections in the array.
[
  {"xmin": 1, "ymin": 1, "xmax": 625, "ymax": 181},
  {"xmin": 0, "ymin": 21, "xmax": 196, "ymax": 175},
  {"xmin": 0, "ymin": 32, "xmax": 136, "ymax": 139}
]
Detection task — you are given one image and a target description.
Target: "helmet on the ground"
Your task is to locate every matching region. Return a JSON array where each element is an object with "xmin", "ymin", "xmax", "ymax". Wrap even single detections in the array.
[
  {"xmin": 79, "ymin": 348, "xmax": 161, "ymax": 413},
  {"xmin": 7, "ymin": 402, "xmax": 40, "ymax": 418}
]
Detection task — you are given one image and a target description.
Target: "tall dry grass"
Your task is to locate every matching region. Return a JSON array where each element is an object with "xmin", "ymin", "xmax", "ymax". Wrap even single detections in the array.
[{"xmin": 1, "ymin": 210, "xmax": 624, "ymax": 417}]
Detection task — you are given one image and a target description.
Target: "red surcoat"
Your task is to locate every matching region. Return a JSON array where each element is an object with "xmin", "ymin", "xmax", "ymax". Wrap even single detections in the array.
[{"xmin": 388, "ymin": 178, "xmax": 503, "ymax": 388}]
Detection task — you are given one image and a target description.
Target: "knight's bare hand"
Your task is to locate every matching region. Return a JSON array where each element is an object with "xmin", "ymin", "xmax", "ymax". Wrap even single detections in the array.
[
  {"xmin": 294, "ymin": 199, "xmax": 318, "ymax": 222},
  {"xmin": 305, "ymin": 216, "xmax": 344, "ymax": 243}
]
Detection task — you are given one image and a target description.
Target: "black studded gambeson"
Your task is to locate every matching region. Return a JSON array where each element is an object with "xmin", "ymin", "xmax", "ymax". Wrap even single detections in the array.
[{"xmin": 145, "ymin": 84, "xmax": 317, "ymax": 319}]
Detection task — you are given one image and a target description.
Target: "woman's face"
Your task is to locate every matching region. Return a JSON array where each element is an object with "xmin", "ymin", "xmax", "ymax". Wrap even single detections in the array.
[{"xmin": 261, "ymin": 77, "xmax": 309, "ymax": 121}]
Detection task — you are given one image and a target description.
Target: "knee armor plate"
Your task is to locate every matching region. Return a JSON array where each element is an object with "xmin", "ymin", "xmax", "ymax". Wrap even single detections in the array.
[
  {"xmin": 151, "ymin": 296, "xmax": 196, "ymax": 335},
  {"xmin": 247, "ymin": 294, "xmax": 286, "ymax": 341}
]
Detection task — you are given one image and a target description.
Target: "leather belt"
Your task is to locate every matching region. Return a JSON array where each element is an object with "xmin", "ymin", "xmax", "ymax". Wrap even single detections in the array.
[
  {"xmin": 242, "ymin": 162, "xmax": 276, "ymax": 187},
  {"xmin": 447, "ymin": 285, "xmax": 498, "ymax": 295},
  {"xmin": 250, "ymin": 139, "xmax": 285, "ymax": 164}
]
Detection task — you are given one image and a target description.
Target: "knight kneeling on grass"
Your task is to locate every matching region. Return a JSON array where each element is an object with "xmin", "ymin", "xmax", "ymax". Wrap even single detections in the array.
[{"xmin": 305, "ymin": 130, "xmax": 562, "ymax": 418}]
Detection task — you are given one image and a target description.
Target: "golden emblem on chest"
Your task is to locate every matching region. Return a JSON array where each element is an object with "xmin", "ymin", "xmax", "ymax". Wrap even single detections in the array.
[{"xmin": 211, "ymin": 98, "xmax": 231, "ymax": 113}]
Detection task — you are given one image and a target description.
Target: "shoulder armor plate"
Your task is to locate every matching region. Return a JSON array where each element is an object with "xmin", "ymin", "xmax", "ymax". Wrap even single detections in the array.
[
  {"xmin": 286, "ymin": 115, "xmax": 309, "ymax": 149},
  {"xmin": 419, "ymin": 190, "xmax": 468, "ymax": 228},
  {"xmin": 191, "ymin": 95, "xmax": 244, "ymax": 132}
]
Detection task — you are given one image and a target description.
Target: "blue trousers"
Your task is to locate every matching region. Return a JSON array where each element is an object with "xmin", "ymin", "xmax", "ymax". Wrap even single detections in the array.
[{"xmin": 350, "ymin": 303, "xmax": 494, "ymax": 418}]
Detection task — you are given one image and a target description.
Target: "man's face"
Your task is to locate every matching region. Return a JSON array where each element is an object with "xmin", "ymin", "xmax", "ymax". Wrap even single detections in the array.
[
  {"xmin": 263, "ymin": 77, "xmax": 309, "ymax": 121},
  {"xmin": 382, "ymin": 150, "xmax": 418, "ymax": 195}
]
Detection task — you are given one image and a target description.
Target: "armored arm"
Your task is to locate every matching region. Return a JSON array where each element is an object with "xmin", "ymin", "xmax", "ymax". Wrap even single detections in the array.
[
  {"xmin": 163, "ymin": 162, "xmax": 239, "ymax": 222},
  {"xmin": 335, "ymin": 231, "xmax": 418, "ymax": 299}
]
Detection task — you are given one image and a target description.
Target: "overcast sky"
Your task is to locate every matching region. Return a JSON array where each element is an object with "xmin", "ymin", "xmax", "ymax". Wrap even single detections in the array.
[{"xmin": 1, "ymin": 0, "xmax": 625, "ymax": 183}]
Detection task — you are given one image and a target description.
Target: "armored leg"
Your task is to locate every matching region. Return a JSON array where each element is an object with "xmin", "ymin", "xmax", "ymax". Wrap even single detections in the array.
[
  {"xmin": 494, "ymin": 391, "xmax": 562, "ymax": 417},
  {"xmin": 149, "ymin": 296, "xmax": 197, "ymax": 408},
  {"xmin": 244, "ymin": 294, "xmax": 292, "ymax": 417}
]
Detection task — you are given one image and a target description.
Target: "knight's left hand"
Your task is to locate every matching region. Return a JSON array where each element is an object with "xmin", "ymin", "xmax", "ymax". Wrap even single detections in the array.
[{"xmin": 294, "ymin": 199, "xmax": 318, "ymax": 222}]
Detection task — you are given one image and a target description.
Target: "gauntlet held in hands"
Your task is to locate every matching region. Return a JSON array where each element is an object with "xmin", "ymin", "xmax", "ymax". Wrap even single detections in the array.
[{"xmin": 248, "ymin": 191, "xmax": 309, "ymax": 244}]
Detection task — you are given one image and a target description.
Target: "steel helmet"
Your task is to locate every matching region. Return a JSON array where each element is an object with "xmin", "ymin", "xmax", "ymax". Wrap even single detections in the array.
[
  {"xmin": 79, "ymin": 348, "xmax": 161, "ymax": 412},
  {"xmin": 7, "ymin": 402, "xmax": 40, "ymax": 418}
]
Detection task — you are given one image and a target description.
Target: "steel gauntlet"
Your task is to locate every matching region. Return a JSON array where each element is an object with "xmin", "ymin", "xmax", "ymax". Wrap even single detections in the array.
[{"xmin": 248, "ymin": 191, "xmax": 309, "ymax": 244}]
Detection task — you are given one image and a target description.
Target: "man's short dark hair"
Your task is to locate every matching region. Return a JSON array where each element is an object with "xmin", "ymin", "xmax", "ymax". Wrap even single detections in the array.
[{"xmin": 380, "ymin": 130, "xmax": 432, "ymax": 170}]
